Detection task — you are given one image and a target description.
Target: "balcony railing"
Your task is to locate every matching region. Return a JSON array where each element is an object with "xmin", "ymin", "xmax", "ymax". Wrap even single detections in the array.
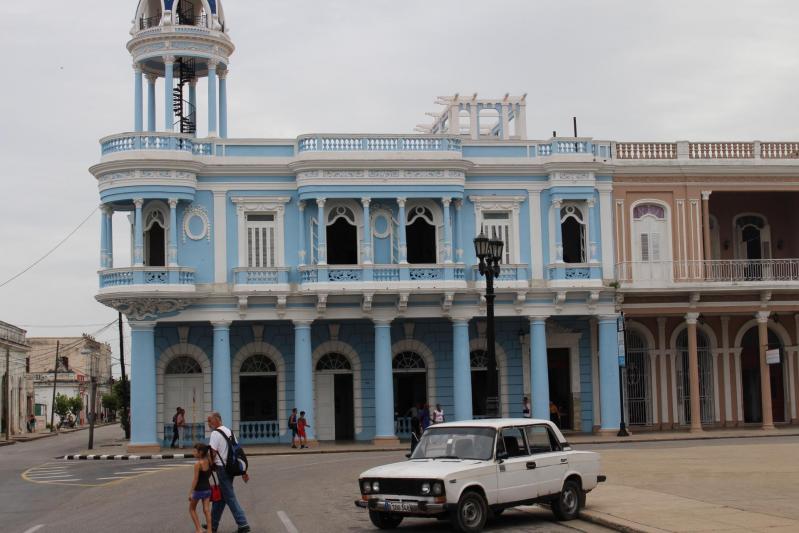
[
  {"xmin": 162, "ymin": 423, "xmax": 205, "ymax": 448},
  {"xmin": 616, "ymin": 259, "xmax": 799, "ymax": 284},
  {"xmin": 298, "ymin": 264, "xmax": 466, "ymax": 283},
  {"xmin": 615, "ymin": 140, "xmax": 799, "ymax": 160},
  {"xmin": 99, "ymin": 267, "xmax": 195, "ymax": 288},
  {"xmin": 100, "ymin": 132, "xmax": 198, "ymax": 155},
  {"xmin": 471, "ymin": 264, "xmax": 529, "ymax": 282},
  {"xmin": 233, "ymin": 267, "xmax": 290, "ymax": 285},
  {"xmin": 239, "ymin": 420, "xmax": 280, "ymax": 444},
  {"xmin": 547, "ymin": 264, "xmax": 602, "ymax": 281},
  {"xmin": 297, "ymin": 135, "xmax": 462, "ymax": 153}
]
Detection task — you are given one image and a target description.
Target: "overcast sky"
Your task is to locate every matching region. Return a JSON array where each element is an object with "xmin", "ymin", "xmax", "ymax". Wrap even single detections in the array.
[{"xmin": 1, "ymin": 0, "xmax": 798, "ymax": 374}]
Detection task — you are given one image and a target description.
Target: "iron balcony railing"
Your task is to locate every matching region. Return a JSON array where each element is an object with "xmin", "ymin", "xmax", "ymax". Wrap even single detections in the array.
[{"xmin": 616, "ymin": 259, "xmax": 799, "ymax": 284}]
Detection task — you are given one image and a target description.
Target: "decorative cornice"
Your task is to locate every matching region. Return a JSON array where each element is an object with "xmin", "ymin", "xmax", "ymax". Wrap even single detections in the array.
[{"xmin": 108, "ymin": 298, "xmax": 193, "ymax": 320}]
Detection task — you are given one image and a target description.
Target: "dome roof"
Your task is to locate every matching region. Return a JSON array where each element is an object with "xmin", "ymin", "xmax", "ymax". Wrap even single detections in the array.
[{"xmin": 135, "ymin": 0, "xmax": 221, "ymax": 17}]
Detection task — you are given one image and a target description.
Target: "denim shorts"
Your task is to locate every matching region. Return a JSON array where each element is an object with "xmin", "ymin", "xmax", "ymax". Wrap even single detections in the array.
[{"xmin": 192, "ymin": 489, "xmax": 212, "ymax": 501}]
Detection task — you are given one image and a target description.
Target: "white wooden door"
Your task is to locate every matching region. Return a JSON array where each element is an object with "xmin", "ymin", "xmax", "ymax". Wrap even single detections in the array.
[
  {"xmin": 315, "ymin": 373, "xmax": 335, "ymax": 440},
  {"xmin": 164, "ymin": 375, "xmax": 203, "ymax": 428},
  {"xmin": 632, "ymin": 216, "xmax": 670, "ymax": 283}
]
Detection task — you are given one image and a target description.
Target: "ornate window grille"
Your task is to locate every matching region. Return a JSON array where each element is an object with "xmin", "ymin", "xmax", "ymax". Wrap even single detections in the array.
[
  {"xmin": 392, "ymin": 352, "xmax": 426, "ymax": 373},
  {"xmin": 240, "ymin": 354, "xmax": 277, "ymax": 374},
  {"xmin": 165, "ymin": 356, "xmax": 202, "ymax": 374},
  {"xmin": 316, "ymin": 353, "xmax": 352, "ymax": 372}
]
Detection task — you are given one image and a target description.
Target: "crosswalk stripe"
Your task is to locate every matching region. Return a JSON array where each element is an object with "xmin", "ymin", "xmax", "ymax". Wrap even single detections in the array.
[{"xmin": 97, "ymin": 477, "xmax": 129, "ymax": 480}]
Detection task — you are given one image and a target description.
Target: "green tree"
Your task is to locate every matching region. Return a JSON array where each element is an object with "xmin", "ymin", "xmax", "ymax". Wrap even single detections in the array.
[
  {"xmin": 53, "ymin": 393, "xmax": 72, "ymax": 420},
  {"xmin": 68, "ymin": 396, "xmax": 84, "ymax": 418},
  {"xmin": 101, "ymin": 393, "xmax": 119, "ymax": 413},
  {"xmin": 112, "ymin": 378, "xmax": 130, "ymax": 438}
]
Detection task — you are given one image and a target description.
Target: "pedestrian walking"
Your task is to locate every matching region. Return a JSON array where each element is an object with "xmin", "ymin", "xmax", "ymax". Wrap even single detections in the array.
[
  {"xmin": 420, "ymin": 403, "xmax": 431, "ymax": 430},
  {"xmin": 188, "ymin": 443, "xmax": 214, "ymax": 533},
  {"xmin": 27, "ymin": 414, "xmax": 36, "ymax": 433},
  {"xmin": 522, "ymin": 397, "xmax": 531, "ymax": 418},
  {"xmin": 207, "ymin": 412, "xmax": 251, "ymax": 533},
  {"xmin": 297, "ymin": 411, "xmax": 310, "ymax": 449},
  {"xmin": 171, "ymin": 407, "xmax": 185, "ymax": 448},
  {"xmin": 288, "ymin": 408, "xmax": 299, "ymax": 448},
  {"xmin": 432, "ymin": 404, "xmax": 445, "ymax": 424}
]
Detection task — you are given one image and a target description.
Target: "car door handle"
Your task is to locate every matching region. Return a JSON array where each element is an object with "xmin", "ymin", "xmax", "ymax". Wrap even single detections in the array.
[
  {"xmin": 526, "ymin": 461, "xmax": 537, "ymax": 470},
  {"xmin": 560, "ymin": 458, "xmax": 568, "ymax": 464}
]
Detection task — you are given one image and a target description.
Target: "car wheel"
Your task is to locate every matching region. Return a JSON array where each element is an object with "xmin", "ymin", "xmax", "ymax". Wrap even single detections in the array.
[
  {"xmin": 368, "ymin": 510, "xmax": 403, "ymax": 529},
  {"xmin": 552, "ymin": 479, "xmax": 583, "ymax": 521},
  {"xmin": 451, "ymin": 490, "xmax": 488, "ymax": 532}
]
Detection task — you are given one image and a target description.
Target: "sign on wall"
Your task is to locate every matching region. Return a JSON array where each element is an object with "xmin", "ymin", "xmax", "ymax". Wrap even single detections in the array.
[{"xmin": 766, "ymin": 348, "xmax": 781, "ymax": 365}]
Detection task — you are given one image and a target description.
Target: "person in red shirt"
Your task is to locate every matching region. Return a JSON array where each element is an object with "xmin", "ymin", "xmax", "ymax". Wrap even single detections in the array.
[{"xmin": 297, "ymin": 411, "xmax": 311, "ymax": 449}]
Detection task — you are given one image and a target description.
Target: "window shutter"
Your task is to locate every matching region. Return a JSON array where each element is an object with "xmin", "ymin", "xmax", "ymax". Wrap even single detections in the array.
[
  {"xmin": 640, "ymin": 233, "xmax": 650, "ymax": 262},
  {"xmin": 650, "ymin": 233, "xmax": 661, "ymax": 261}
]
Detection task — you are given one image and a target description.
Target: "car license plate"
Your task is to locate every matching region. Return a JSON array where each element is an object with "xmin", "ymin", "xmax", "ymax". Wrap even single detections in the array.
[{"xmin": 387, "ymin": 501, "xmax": 417, "ymax": 512}]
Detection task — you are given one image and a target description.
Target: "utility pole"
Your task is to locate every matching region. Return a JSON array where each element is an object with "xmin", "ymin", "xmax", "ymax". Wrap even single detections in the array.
[
  {"xmin": 119, "ymin": 312, "xmax": 130, "ymax": 439},
  {"xmin": 4, "ymin": 347, "xmax": 10, "ymax": 441},
  {"xmin": 50, "ymin": 341, "xmax": 60, "ymax": 432},
  {"xmin": 88, "ymin": 350, "xmax": 98, "ymax": 450}
]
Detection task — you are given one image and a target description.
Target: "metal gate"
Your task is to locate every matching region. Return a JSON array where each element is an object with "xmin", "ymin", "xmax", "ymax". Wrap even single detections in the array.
[
  {"xmin": 676, "ymin": 330, "xmax": 715, "ymax": 425},
  {"xmin": 624, "ymin": 330, "xmax": 652, "ymax": 425}
]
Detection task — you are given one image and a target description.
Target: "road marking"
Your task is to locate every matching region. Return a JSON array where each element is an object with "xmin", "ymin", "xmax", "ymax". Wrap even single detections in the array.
[
  {"xmin": 27, "ymin": 475, "xmax": 76, "ymax": 479},
  {"xmin": 96, "ymin": 477, "xmax": 128, "ymax": 480},
  {"xmin": 277, "ymin": 511, "xmax": 299, "ymax": 533},
  {"xmin": 22, "ymin": 525, "xmax": 45, "ymax": 533}
]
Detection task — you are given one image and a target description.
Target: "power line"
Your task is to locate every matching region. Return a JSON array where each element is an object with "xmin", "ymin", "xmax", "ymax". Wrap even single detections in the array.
[{"xmin": 0, "ymin": 206, "xmax": 98, "ymax": 289}]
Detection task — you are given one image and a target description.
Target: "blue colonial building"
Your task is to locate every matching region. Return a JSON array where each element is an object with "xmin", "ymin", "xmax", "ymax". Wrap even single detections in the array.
[{"xmin": 94, "ymin": 1, "xmax": 622, "ymax": 452}]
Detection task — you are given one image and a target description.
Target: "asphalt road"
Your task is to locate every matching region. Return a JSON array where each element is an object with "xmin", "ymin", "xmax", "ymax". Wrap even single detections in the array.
[{"xmin": 2, "ymin": 426, "xmax": 610, "ymax": 533}]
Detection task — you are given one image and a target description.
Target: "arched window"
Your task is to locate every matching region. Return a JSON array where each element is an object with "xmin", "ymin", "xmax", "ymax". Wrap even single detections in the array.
[
  {"xmin": 393, "ymin": 352, "xmax": 426, "ymax": 372},
  {"xmin": 631, "ymin": 202, "xmax": 671, "ymax": 282},
  {"xmin": 326, "ymin": 206, "xmax": 358, "ymax": 265},
  {"xmin": 316, "ymin": 353, "xmax": 352, "ymax": 372},
  {"xmin": 676, "ymin": 329, "xmax": 714, "ymax": 425},
  {"xmin": 144, "ymin": 205, "xmax": 167, "ymax": 267},
  {"xmin": 624, "ymin": 329, "xmax": 652, "ymax": 425},
  {"xmin": 240, "ymin": 354, "xmax": 277, "ymax": 374},
  {"xmin": 165, "ymin": 356, "xmax": 202, "ymax": 374},
  {"xmin": 735, "ymin": 214, "xmax": 769, "ymax": 264},
  {"xmin": 406, "ymin": 206, "xmax": 437, "ymax": 263},
  {"xmin": 560, "ymin": 204, "xmax": 586, "ymax": 263}
]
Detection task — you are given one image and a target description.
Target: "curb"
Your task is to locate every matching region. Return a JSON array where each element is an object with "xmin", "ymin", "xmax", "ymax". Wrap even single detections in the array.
[
  {"xmin": 0, "ymin": 440, "xmax": 16, "ymax": 447},
  {"xmin": 579, "ymin": 510, "xmax": 660, "ymax": 533},
  {"xmin": 63, "ymin": 446, "xmax": 408, "ymax": 460},
  {"xmin": 571, "ymin": 430, "xmax": 799, "ymax": 446},
  {"xmin": 12, "ymin": 432, "xmax": 58, "ymax": 442}
]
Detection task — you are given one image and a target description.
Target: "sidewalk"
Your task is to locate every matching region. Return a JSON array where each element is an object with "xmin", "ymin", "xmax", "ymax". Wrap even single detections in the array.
[{"xmin": 566, "ymin": 424, "xmax": 799, "ymax": 445}]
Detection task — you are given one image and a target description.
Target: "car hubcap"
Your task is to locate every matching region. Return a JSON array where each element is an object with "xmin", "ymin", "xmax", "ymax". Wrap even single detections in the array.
[
  {"xmin": 462, "ymin": 500, "xmax": 481, "ymax": 526},
  {"xmin": 563, "ymin": 488, "xmax": 577, "ymax": 513}
]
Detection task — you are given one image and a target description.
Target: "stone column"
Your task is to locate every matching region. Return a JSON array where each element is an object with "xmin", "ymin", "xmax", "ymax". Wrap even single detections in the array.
[
  {"xmin": 701, "ymin": 191, "xmax": 712, "ymax": 262},
  {"xmin": 397, "ymin": 198, "xmax": 408, "ymax": 264},
  {"xmin": 293, "ymin": 321, "xmax": 315, "ymax": 440},
  {"xmin": 452, "ymin": 319, "xmax": 472, "ymax": 421},
  {"xmin": 129, "ymin": 322, "xmax": 157, "ymax": 451},
  {"xmin": 100, "ymin": 206, "xmax": 110, "ymax": 269},
  {"xmin": 106, "ymin": 205, "xmax": 113, "ymax": 268},
  {"xmin": 552, "ymin": 198, "xmax": 563, "ymax": 262},
  {"xmin": 219, "ymin": 69, "xmax": 228, "ymax": 139},
  {"xmin": 212, "ymin": 321, "xmax": 233, "ymax": 427},
  {"xmin": 297, "ymin": 201, "xmax": 306, "ymax": 266},
  {"xmin": 146, "ymin": 73, "xmax": 157, "ymax": 132},
  {"xmin": 133, "ymin": 198, "xmax": 144, "ymax": 266},
  {"xmin": 373, "ymin": 320, "xmax": 398, "ymax": 443},
  {"xmin": 685, "ymin": 312, "xmax": 703, "ymax": 432},
  {"xmin": 134, "ymin": 64, "xmax": 143, "ymax": 132},
  {"xmin": 598, "ymin": 316, "xmax": 621, "ymax": 432},
  {"xmin": 530, "ymin": 317, "xmax": 549, "ymax": 420},
  {"xmin": 207, "ymin": 61, "xmax": 218, "ymax": 137},
  {"xmin": 757, "ymin": 311, "xmax": 774, "ymax": 429},
  {"xmin": 442, "ymin": 198, "xmax": 453, "ymax": 263},
  {"xmin": 361, "ymin": 198, "xmax": 372, "ymax": 264},
  {"xmin": 587, "ymin": 198, "xmax": 598, "ymax": 262},
  {"xmin": 454, "ymin": 199, "xmax": 463, "ymax": 262},
  {"xmin": 163, "ymin": 56, "xmax": 175, "ymax": 132},
  {"xmin": 168, "ymin": 199, "xmax": 178, "ymax": 266},
  {"xmin": 316, "ymin": 199, "xmax": 327, "ymax": 265}
]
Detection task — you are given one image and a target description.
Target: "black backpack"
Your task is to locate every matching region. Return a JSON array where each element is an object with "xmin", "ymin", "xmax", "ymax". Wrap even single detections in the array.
[{"xmin": 215, "ymin": 428, "xmax": 248, "ymax": 477}]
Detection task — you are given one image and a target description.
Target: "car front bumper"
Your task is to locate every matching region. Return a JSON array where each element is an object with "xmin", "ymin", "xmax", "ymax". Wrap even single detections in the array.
[{"xmin": 355, "ymin": 498, "xmax": 447, "ymax": 516}]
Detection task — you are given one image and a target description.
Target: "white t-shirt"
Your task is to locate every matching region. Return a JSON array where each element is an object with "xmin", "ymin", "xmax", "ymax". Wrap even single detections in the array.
[
  {"xmin": 433, "ymin": 409, "xmax": 444, "ymax": 423},
  {"xmin": 209, "ymin": 425, "xmax": 232, "ymax": 466}
]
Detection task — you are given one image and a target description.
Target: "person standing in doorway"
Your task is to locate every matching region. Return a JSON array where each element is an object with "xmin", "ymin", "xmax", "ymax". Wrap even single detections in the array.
[
  {"xmin": 549, "ymin": 400, "xmax": 562, "ymax": 428},
  {"xmin": 420, "ymin": 403, "xmax": 431, "ymax": 430},
  {"xmin": 288, "ymin": 408, "xmax": 298, "ymax": 448},
  {"xmin": 432, "ymin": 404, "xmax": 445, "ymax": 425},
  {"xmin": 207, "ymin": 412, "xmax": 251, "ymax": 533},
  {"xmin": 297, "ymin": 411, "xmax": 310, "ymax": 449},
  {"xmin": 172, "ymin": 407, "xmax": 185, "ymax": 449},
  {"xmin": 522, "ymin": 397, "xmax": 532, "ymax": 418}
]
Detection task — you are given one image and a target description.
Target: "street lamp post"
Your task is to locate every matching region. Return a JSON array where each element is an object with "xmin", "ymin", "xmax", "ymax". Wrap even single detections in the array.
[{"xmin": 474, "ymin": 231, "xmax": 504, "ymax": 418}]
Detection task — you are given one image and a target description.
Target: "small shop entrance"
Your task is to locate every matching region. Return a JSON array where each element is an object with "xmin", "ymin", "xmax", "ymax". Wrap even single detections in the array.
[{"xmin": 547, "ymin": 348, "xmax": 572, "ymax": 430}]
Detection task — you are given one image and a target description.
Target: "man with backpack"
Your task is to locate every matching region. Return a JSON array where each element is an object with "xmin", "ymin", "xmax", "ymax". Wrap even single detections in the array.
[{"xmin": 207, "ymin": 412, "xmax": 251, "ymax": 533}]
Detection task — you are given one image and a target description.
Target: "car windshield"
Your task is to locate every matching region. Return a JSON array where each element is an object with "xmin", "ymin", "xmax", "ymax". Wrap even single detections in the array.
[{"xmin": 411, "ymin": 427, "xmax": 496, "ymax": 461}]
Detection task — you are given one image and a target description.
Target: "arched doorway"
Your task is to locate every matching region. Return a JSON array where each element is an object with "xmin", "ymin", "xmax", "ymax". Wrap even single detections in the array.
[
  {"xmin": 144, "ymin": 205, "xmax": 167, "ymax": 267},
  {"xmin": 406, "ymin": 206, "xmax": 437, "ymax": 263},
  {"xmin": 392, "ymin": 352, "xmax": 427, "ymax": 435},
  {"xmin": 326, "ymin": 206, "xmax": 358, "ymax": 265},
  {"xmin": 741, "ymin": 327, "xmax": 786, "ymax": 423},
  {"xmin": 470, "ymin": 350, "xmax": 500, "ymax": 418},
  {"xmin": 164, "ymin": 356, "xmax": 203, "ymax": 446},
  {"xmin": 624, "ymin": 329, "xmax": 653, "ymax": 425},
  {"xmin": 631, "ymin": 202, "xmax": 671, "ymax": 282},
  {"xmin": 676, "ymin": 329, "xmax": 715, "ymax": 425},
  {"xmin": 560, "ymin": 204, "xmax": 586, "ymax": 263},
  {"xmin": 315, "ymin": 353, "xmax": 354, "ymax": 440},
  {"xmin": 239, "ymin": 354, "xmax": 279, "ymax": 441}
]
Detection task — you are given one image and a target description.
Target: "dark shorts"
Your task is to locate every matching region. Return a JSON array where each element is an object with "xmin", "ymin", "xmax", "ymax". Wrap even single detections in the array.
[{"xmin": 192, "ymin": 489, "xmax": 212, "ymax": 501}]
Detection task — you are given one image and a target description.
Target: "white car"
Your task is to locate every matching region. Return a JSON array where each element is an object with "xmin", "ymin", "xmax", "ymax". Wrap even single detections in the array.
[{"xmin": 355, "ymin": 418, "xmax": 605, "ymax": 532}]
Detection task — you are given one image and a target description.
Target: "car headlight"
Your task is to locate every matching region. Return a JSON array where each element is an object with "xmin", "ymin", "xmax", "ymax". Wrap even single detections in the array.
[
  {"xmin": 421, "ymin": 482, "xmax": 431, "ymax": 495},
  {"xmin": 361, "ymin": 480, "xmax": 371, "ymax": 494},
  {"xmin": 372, "ymin": 481, "xmax": 380, "ymax": 492},
  {"xmin": 432, "ymin": 481, "xmax": 444, "ymax": 496}
]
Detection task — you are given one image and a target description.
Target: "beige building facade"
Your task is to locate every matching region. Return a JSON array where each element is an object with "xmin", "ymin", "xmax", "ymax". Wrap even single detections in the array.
[{"xmin": 0, "ymin": 321, "xmax": 31, "ymax": 435}]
